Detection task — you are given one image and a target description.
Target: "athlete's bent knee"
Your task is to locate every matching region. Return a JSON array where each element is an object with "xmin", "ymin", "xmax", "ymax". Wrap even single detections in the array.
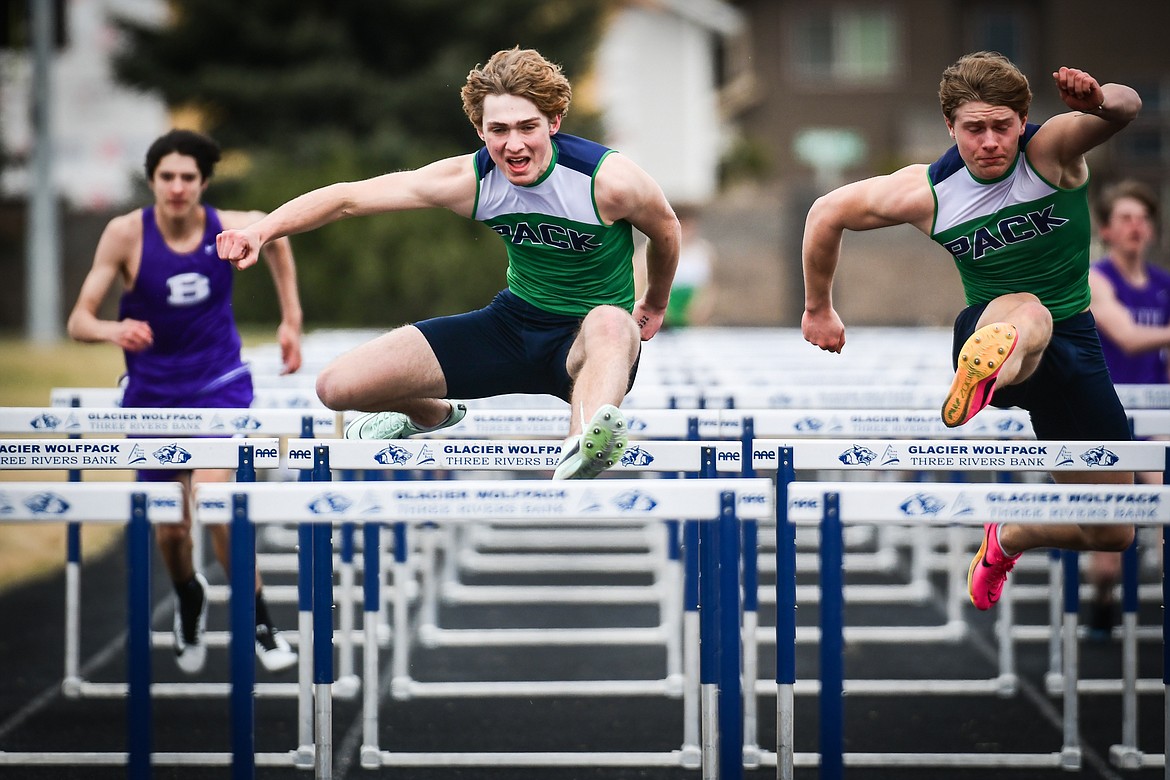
[{"xmin": 315, "ymin": 366, "xmax": 351, "ymax": 411}]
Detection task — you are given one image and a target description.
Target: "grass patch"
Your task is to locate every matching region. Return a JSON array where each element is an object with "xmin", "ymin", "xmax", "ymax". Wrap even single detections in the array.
[{"xmin": 0, "ymin": 336, "xmax": 132, "ymax": 592}]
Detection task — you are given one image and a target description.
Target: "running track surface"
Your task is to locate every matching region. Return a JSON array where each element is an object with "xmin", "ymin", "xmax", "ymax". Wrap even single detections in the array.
[{"xmin": 0, "ymin": 524, "xmax": 1164, "ymax": 780}]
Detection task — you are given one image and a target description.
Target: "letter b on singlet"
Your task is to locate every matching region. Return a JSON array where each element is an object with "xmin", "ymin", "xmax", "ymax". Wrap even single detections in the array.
[{"xmin": 166, "ymin": 273, "xmax": 211, "ymax": 306}]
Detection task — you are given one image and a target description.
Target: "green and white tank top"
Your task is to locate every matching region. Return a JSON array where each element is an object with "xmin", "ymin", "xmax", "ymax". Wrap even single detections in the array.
[
  {"xmin": 928, "ymin": 124, "xmax": 1091, "ymax": 322},
  {"xmin": 472, "ymin": 133, "xmax": 635, "ymax": 316}
]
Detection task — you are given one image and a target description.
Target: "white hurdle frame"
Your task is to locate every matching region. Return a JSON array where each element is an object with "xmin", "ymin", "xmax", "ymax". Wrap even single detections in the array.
[
  {"xmin": 781, "ymin": 479, "xmax": 1170, "ymax": 780},
  {"xmin": 284, "ymin": 437, "xmax": 747, "ymax": 759},
  {"xmin": 197, "ymin": 477, "xmax": 774, "ymax": 778},
  {"xmin": 0, "ymin": 436, "xmax": 279, "ymax": 700},
  {"xmin": 10, "ymin": 404, "xmax": 389, "ymax": 709},
  {"xmin": 752, "ymin": 438, "xmax": 1162, "ymax": 689},
  {"xmin": 0, "ymin": 481, "xmax": 193, "ymax": 778}
]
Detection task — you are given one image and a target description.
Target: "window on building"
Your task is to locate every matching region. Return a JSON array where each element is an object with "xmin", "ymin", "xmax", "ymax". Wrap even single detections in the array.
[
  {"xmin": 789, "ymin": 6, "xmax": 900, "ymax": 84},
  {"xmin": 963, "ymin": 6, "xmax": 1034, "ymax": 73}
]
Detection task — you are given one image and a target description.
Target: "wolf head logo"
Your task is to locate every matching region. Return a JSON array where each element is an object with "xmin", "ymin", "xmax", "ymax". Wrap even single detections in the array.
[
  {"xmin": 899, "ymin": 493, "xmax": 945, "ymax": 516},
  {"xmin": 613, "ymin": 490, "xmax": 658, "ymax": 512},
  {"xmin": 374, "ymin": 445, "xmax": 412, "ymax": 465},
  {"xmin": 29, "ymin": 413, "xmax": 61, "ymax": 430},
  {"xmin": 25, "ymin": 492, "xmax": 70, "ymax": 515},
  {"xmin": 308, "ymin": 492, "xmax": 353, "ymax": 514},
  {"xmin": 153, "ymin": 444, "xmax": 193, "ymax": 464},
  {"xmin": 838, "ymin": 445, "xmax": 877, "ymax": 466},
  {"xmin": 231, "ymin": 415, "xmax": 262, "ymax": 431},
  {"xmin": 1079, "ymin": 446, "xmax": 1119, "ymax": 467},
  {"xmin": 620, "ymin": 445, "xmax": 655, "ymax": 466}
]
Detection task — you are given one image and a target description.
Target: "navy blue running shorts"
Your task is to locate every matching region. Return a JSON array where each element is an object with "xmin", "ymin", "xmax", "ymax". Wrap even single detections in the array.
[
  {"xmin": 952, "ymin": 304, "xmax": 1131, "ymax": 441},
  {"xmin": 416, "ymin": 289, "xmax": 640, "ymax": 403}
]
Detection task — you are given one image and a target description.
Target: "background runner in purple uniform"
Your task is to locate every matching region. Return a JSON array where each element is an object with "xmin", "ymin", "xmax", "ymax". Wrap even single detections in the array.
[
  {"xmin": 67, "ymin": 130, "xmax": 303, "ymax": 674},
  {"xmin": 1086, "ymin": 178, "xmax": 1169, "ymax": 637}
]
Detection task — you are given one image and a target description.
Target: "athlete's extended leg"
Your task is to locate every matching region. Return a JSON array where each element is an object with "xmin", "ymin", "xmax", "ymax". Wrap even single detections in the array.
[
  {"xmin": 316, "ymin": 325, "xmax": 464, "ymax": 438},
  {"xmin": 196, "ymin": 468, "xmax": 297, "ymax": 671},
  {"xmin": 944, "ymin": 293, "xmax": 1052, "ymax": 427},
  {"xmin": 553, "ymin": 306, "xmax": 640, "ymax": 480},
  {"xmin": 969, "ymin": 465, "xmax": 1135, "ymax": 611}
]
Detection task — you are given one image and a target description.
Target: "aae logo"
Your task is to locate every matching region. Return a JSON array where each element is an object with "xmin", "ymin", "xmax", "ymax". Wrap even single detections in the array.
[
  {"xmin": 621, "ymin": 445, "xmax": 654, "ymax": 466},
  {"xmin": 838, "ymin": 444, "xmax": 877, "ymax": 466},
  {"xmin": 374, "ymin": 445, "xmax": 412, "ymax": 466},
  {"xmin": 899, "ymin": 493, "xmax": 945, "ymax": 516},
  {"xmin": 28, "ymin": 413, "xmax": 62, "ymax": 430},
  {"xmin": 25, "ymin": 492, "xmax": 70, "ymax": 515},
  {"xmin": 153, "ymin": 444, "xmax": 193, "ymax": 464}
]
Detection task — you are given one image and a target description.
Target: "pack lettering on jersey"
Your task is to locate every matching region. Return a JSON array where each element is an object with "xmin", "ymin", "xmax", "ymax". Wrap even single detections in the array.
[
  {"xmin": 940, "ymin": 204, "xmax": 1070, "ymax": 262},
  {"xmin": 489, "ymin": 222, "xmax": 603, "ymax": 253}
]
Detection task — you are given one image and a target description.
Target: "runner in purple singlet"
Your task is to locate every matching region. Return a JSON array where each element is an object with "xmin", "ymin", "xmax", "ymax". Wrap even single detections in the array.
[
  {"xmin": 1086, "ymin": 179, "xmax": 1169, "ymax": 638},
  {"xmin": 67, "ymin": 130, "xmax": 304, "ymax": 674}
]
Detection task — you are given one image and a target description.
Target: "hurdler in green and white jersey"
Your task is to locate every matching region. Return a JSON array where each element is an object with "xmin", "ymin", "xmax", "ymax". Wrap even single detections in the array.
[
  {"xmin": 473, "ymin": 133, "xmax": 635, "ymax": 317},
  {"xmin": 928, "ymin": 123, "xmax": 1091, "ymax": 322}
]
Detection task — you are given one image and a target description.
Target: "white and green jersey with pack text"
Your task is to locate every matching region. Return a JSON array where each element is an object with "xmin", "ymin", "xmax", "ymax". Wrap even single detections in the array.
[
  {"xmin": 928, "ymin": 124, "xmax": 1091, "ymax": 322},
  {"xmin": 472, "ymin": 133, "xmax": 635, "ymax": 317}
]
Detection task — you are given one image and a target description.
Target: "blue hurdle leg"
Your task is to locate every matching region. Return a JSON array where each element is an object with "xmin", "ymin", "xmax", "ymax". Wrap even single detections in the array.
[
  {"xmin": 717, "ymin": 491, "xmax": 743, "ymax": 780},
  {"xmin": 1060, "ymin": 551, "xmax": 1081, "ymax": 769},
  {"xmin": 126, "ymin": 493, "xmax": 152, "ymax": 780},
  {"xmin": 312, "ymin": 521, "xmax": 334, "ymax": 776},
  {"xmin": 698, "ymin": 514, "xmax": 719, "ymax": 778},
  {"xmin": 230, "ymin": 493, "xmax": 257, "ymax": 780},
  {"xmin": 361, "ymin": 522, "xmax": 382, "ymax": 767},
  {"xmin": 818, "ymin": 492, "xmax": 844, "ymax": 780}
]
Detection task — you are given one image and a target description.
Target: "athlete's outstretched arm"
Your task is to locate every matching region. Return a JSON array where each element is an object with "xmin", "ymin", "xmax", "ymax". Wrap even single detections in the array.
[{"xmin": 217, "ymin": 155, "xmax": 478, "ymax": 271}]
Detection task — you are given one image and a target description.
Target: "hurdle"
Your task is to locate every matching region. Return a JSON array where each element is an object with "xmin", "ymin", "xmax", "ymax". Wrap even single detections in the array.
[
  {"xmin": 0, "ymin": 404, "xmax": 350, "ymax": 671},
  {"xmin": 782, "ymin": 478, "xmax": 1170, "ymax": 779},
  {"xmin": 0, "ymin": 480, "xmax": 196, "ymax": 778},
  {"xmin": 196, "ymin": 476, "xmax": 774, "ymax": 778},
  {"xmin": 2, "ymin": 404, "xmax": 392, "ymax": 706},
  {"xmin": 285, "ymin": 438, "xmax": 752, "ymax": 756},
  {"xmin": 751, "ymin": 437, "xmax": 1159, "ymax": 669},
  {"xmin": 0, "ymin": 435, "xmax": 280, "ymax": 699}
]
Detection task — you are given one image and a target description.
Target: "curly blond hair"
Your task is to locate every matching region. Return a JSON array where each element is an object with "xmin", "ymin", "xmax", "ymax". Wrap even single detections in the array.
[{"xmin": 461, "ymin": 47, "xmax": 572, "ymax": 129}]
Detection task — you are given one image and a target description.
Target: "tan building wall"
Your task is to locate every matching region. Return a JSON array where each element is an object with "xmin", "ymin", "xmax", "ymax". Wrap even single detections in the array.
[{"xmin": 699, "ymin": 0, "xmax": 1170, "ymax": 328}]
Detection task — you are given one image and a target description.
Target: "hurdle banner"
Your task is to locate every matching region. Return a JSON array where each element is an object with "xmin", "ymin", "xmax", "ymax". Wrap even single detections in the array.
[
  {"xmin": 339, "ymin": 407, "xmax": 714, "ymax": 439},
  {"xmin": 0, "ymin": 406, "xmax": 337, "ymax": 437},
  {"xmin": 0, "ymin": 437, "xmax": 280, "ymax": 471},
  {"xmin": 197, "ymin": 478, "xmax": 773, "ymax": 778},
  {"xmin": 50, "ymin": 386, "xmax": 331, "ymax": 410},
  {"xmin": 782, "ymin": 479, "xmax": 1170, "ymax": 778},
  {"xmin": 751, "ymin": 438, "xmax": 1165, "ymax": 473},
  {"xmin": 285, "ymin": 437, "xmax": 745, "ymax": 473}
]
